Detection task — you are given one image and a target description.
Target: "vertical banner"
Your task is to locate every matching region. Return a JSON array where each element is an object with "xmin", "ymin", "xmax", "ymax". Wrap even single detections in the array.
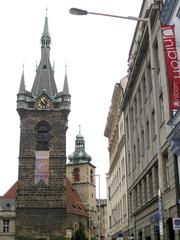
[
  {"xmin": 161, "ymin": 25, "xmax": 180, "ymax": 111},
  {"xmin": 35, "ymin": 151, "xmax": 49, "ymax": 185}
]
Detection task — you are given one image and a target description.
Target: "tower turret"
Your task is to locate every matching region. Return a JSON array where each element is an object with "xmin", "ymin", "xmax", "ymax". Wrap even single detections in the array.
[{"xmin": 68, "ymin": 125, "xmax": 92, "ymax": 164}]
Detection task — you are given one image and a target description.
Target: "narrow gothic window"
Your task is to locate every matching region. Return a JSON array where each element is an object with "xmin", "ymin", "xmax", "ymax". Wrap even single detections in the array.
[
  {"xmin": 73, "ymin": 168, "xmax": 80, "ymax": 182},
  {"xmin": 37, "ymin": 124, "xmax": 49, "ymax": 151}
]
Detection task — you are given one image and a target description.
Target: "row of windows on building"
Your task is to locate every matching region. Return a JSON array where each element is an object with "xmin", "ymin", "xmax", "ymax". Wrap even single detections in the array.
[
  {"xmin": 109, "ymin": 194, "xmax": 127, "ymax": 229},
  {"xmin": 128, "ymin": 164, "xmax": 159, "ymax": 215},
  {"xmin": 109, "ymin": 120, "xmax": 124, "ymax": 162},
  {"xmin": 128, "ymin": 150, "xmax": 170, "ymax": 215},
  {"xmin": 126, "ymin": 57, "xmax": 165, "ymax": 173},
  {"xmin": 108, "ymin": 158, "xmax": 125, "ymax": 201}
]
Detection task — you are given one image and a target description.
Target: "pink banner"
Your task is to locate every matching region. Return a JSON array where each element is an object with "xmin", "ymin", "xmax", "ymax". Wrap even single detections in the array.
[
  {"xmin": 35, "ymin": 151, "xmax": 49, "ymax": 185},
  {"xmin": 161, "ymin": 25, "xmax": 180, "ymax": 111}
]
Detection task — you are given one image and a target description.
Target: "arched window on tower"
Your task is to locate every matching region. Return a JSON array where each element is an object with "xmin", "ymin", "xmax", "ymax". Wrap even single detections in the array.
[
  {"xmin": 37, "ymin": 123, "xmax": 49, "ymax": 151},
  {"xmin": 90, "ymin": 169, "xmax": 93, "ymax": 183},
  {"xmin": 73, "ymin": 168, "xmax": 80, "ymax": 182}
]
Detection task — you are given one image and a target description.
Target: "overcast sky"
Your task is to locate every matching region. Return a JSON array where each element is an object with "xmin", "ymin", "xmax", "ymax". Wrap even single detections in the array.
[{"xmin": 0, "ymin": 0, "xmax": 143, "ymax": 198}]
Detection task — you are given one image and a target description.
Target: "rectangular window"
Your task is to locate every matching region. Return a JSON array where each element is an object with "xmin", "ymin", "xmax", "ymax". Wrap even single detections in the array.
[
  {"xmin": 139, "ymin": 182, "xmax": 142, "ymax": 206},
  {"xmin": 3, "ymin": 220, "xmax": 10, "ymax": 233},
  {"xmin": 126, "ymin": 116, "xmax": 129, "ymax": 140},
  {"xmin": 149, "ymin": 171, "xmax": 153, "ymax": 199},
  {"xmin": 133, "ymin": 145, "xmax": 136, "ymax": 169},
  {"xmin": 146, "ymin": 120, "xmax": 150, "ymax": 148},
  {"xmin": 109, "ymin": 216, "xmax": 112, "ymax": 229},
  {"xmin": 123, "ymin": 194, "xmax": 127, "ymax": 217},
  {"xmin": 134, "ymin": 97, "xmax": 138, "ymax": 120},
  {"xmin": 108, "ymin": 186, "xmax": 111, "ymax": 200},
  {"xmin": 159, "ymin": 93, "xmax": 165, "ymax": 124},
  {"xmin": 142, "ymin": 76, "xmax": 147, "ymax": 100},
  {"xmin": 154, "ymin": 40, "xmax": 160, "ymax": 72},
  {"xmin": 138, "ymin": 87, "xmax": 142, "ymax": 112},
  {"xmin": 144, "ymin": 177, "xmax": 147, "ymax": 204},
  {"xmin": 141, "ymin": 129, "xmax": 145, "ymax": 156},
  {"xmin": 163, "ymin": 152, "xmax": 170, "ymax": 189},
  {"xmin": 155, "ymin": 164, "xmax": 159, "ymax": 192},
  {"xmin": 152, "ymin": 110, "xmax": 156, "ymax": 139},
  {"xmin": 128, "ymin": 151, "xmax": 131, "ymax": 175},
  {"xmin": 147, "ymin": 64, "xmax": 152, "ymax": 92},
  {"xmin": 137, "ymin": 137, "xmax": 140, "ymax": 162}
]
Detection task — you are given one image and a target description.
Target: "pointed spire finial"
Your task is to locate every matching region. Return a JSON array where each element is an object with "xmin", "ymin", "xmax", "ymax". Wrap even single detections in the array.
[
  {"xmin": 79, "ymin": 125, "xmax": 81, "ymax": 135},
  {"xmin": 65, "ymin": 62, "xmax": 67, "ymax": 73},
  {"xmin": 63, "ymin": 62, "xmax": 70, "ymax": 94},
  {"xmin": 41, "ymin": 8, "xmax": 51, "ymax": 48},
  {"xmin": 19, "ymin": 63, "xmax": 26, "ymax": 93},
  {"xmin": 46, "ymin": 7, "xmax": 48, "ymax": 17}
]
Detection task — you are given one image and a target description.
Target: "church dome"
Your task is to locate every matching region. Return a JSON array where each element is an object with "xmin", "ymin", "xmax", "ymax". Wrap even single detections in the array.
[{"xmin": 68, "ymin": 126, "xmax": 92, "ymax": 164}]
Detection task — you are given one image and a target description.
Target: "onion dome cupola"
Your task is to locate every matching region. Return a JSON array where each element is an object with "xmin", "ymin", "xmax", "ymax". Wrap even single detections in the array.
[
  {"xmin": 16, "ymin": 12, "xmax": 71, "ymax": 116},
  {"xmin": 68, "ymin": 126, "xmax": 92, "ymax": 164}
]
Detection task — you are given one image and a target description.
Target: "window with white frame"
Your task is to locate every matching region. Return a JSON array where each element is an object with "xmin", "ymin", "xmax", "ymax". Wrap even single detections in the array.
[{"xmin": 3, "ymin": 220, "xmax": 10, "ymax": 233}]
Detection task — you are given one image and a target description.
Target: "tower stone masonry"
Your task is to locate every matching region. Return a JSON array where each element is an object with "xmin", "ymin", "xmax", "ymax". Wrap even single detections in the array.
[{"xmin": 16, "ymin": 14, "xmax": 71, "ymax": 239}]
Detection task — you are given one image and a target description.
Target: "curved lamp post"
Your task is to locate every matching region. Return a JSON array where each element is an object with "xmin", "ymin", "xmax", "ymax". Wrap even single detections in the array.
[{"xmin": 69, "ymin": 7, "xmax": 165, "ymax": 240}]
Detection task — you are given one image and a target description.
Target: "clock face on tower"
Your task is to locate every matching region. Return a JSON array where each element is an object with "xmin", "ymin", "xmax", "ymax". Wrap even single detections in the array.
[{"xmin": 37, "ymin": 96, "xmax": 51, "ymax": 109}]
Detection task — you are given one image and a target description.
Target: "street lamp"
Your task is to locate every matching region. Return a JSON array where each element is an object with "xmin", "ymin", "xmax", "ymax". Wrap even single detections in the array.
[{"xmin": 69, "ymin": 7, "xmax": 164, "ymax": 240}]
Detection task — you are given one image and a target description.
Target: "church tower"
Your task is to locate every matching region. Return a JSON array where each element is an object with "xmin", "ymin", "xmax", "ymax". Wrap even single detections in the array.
[
  {"xmin": 66, "ymin": 127, "xmax": 97, "ymax": 235},
  {"xmin": 16, "ymin": 14, "xmax": 71, "ymax": 239}
]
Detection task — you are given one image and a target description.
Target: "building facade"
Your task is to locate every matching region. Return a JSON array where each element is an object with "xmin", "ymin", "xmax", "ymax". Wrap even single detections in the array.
[
  {"xmin": 0, "ymin": 182, "xmax": 17, "ymax": 240},
  {"xmin": 104, "ymin": 76, "xmax": 128, "ymax": 240},
  {"xmin": 121, "ymin": 0, "xmax": 180, "ymax": 239},
  {"xmin": 96, "ymin": 199, "xmax": 108, "ymax": 240}
]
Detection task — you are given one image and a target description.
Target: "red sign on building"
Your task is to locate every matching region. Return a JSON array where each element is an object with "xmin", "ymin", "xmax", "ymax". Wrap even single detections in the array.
[{"xmin": 161, "ymin": 25, "xmax": 180, "ymax": 111}]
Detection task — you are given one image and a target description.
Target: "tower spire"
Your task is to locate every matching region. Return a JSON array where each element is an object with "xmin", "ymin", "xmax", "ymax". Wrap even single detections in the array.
[
  {"xmin": 18, "ymin": 64, "xmax": 26, "ymax": 93},
  {"xmin": 63, "ymin": 64, "xmax": 70, "ymax": 94},
  {"xmin": 41, "ymin": 8, "xmax": 51, "ymax": 48},
  {"xmin": 31, "ymin": 12, "xmax": 57, "ymax": 97}
]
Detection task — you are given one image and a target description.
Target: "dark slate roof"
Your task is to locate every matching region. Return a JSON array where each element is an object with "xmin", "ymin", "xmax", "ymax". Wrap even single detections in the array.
[
  {"xmin": 18, "ymin": 70, "xmax": 26, "ymax": 93},
  {"xmin": 31, "ymin": 51, "xmax": 58, "ymax": 97},
  {"xmin": 31, "ymin": 15, "xmax": 58, "ymax": 97},
  {"xmin": 68, "ymin": 131, "xmax": 92, "ymax": 164},
  {"xmin": 63, "ymin": 71, "xmax": 69, "ymax": 94}
]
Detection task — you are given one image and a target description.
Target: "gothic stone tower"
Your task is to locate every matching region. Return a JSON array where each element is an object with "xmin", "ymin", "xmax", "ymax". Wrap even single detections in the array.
[{"xmin": 16, "ymin": 15, "xmax": 71, "ymax": 239}]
